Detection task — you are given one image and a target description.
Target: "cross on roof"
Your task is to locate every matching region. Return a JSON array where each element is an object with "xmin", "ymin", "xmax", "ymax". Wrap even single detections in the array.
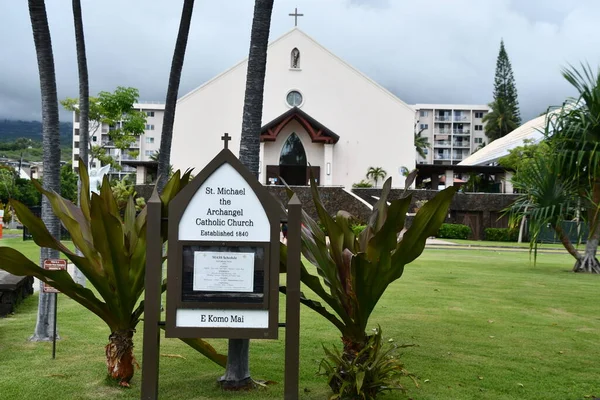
[
  {"xmin": 221, "ymin": 133, "xmax": 231, "ymax": 149},
  {"xmin": 289, "ymin": 7, "xmax": 303, "ymax": 27}
]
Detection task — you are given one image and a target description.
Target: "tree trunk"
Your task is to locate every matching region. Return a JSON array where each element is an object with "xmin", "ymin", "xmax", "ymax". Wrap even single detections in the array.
[
  {"xmin": 28, "ymin": 0, "xmax": 62, "ymax": 341},
  {"xmin": 157, "ymin": 0, "xmax": 195, "ymax": 193},
  {"xmin": 573, "ymin": 220, "xmax": 600, "ymax": 273},
  {"xmin": 219, "ymin": 339, "xmax": 253, "ymax": 389},
  {"xmin": 552, "ymin": 223, "xmax": 582, "ymax": 262},
  {"xmin": 72, "ymin": 0, "xmax": 88, "ymax": 286},
  {"xmin": 224, "ymin": 0, "xmax": 274, "ymax": 389},
  {"xmin": 105, "ymin": 328, "xmax": 137, "ymax": 387},
  {"xmin": 237, "ymin": 0, "xmax": 274, "ymax": 176}
]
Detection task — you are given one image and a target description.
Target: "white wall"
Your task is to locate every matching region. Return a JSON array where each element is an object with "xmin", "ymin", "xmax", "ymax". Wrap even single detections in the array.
[{"xmin": 172, "ymin": 29, "xmax": 415, "ymax": 188}]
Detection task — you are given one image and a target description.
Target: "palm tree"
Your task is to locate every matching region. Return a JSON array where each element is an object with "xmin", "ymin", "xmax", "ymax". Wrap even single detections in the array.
[
  {"xmin": 71, "ymin": 0, "xmax": 88, "ymax": 286},
  {"xmin": 545, "ymin": 64, "xmax": 600, "ymax": 273},
  {"xmin": 28, "ymin": 0, "xmax": 62, "ymax": 341},
  {"xmin": 414, "ymin": 131, "xmax": 430, "ymax": 159},
  {"xmin": 222, "ymin": 0, "xmax": 274, "ymax": 390},
  {"xmin": 157, "ymin": 0, "xmax": 195, "ymax": 193},
  {"xmin": 366, "ymin": 166, "xmax": 387, "ymax": 188},
  {"xmin": 483, "ymin": 98, "xmax": 519, "ymax": 141}
]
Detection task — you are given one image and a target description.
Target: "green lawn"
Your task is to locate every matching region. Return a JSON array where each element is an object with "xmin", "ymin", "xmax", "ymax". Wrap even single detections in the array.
[{"xmin": 1, "ymin": 239, "xmax": 599, "ymax": 399}]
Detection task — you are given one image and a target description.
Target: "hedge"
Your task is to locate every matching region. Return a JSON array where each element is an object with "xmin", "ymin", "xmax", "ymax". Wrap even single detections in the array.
[
  {"xmin": 485, "ymin": 227, "xmax": 519, "ymax": 242},
  {"xmin": 437, "ymin": 223, "xmax": 472, "ymax": 239}
]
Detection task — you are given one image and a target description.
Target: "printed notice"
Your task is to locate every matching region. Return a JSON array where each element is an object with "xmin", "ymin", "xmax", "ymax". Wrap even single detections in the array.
[{"xmin": 193, "ymin": 251, "xmax": 254, "ymax": 292}]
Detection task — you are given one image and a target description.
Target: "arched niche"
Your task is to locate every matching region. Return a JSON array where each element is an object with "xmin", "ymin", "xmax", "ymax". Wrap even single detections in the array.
[{"xmin": 290, "ymin": 48, "xmax": 300, "ymax": 69}]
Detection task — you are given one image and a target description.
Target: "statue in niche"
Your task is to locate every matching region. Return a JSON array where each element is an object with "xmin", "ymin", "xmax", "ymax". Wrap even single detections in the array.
[
  {"xmin": 88, "ymin": 164, "xmax": 111, "ymax": 194},
  {"xmin": 291, "ymin": 48, "xmax": 300, "ymax": 69}
]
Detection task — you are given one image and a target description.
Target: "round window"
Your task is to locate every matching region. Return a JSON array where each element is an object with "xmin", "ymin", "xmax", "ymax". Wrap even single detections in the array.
[{"xmin": 286, "ymin": 90, "xmax": 303, "ymax": 107}]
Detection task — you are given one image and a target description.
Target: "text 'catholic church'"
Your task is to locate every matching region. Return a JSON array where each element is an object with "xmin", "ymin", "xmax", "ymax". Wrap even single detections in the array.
[{"xmin": 171, "ymin": 28, "xmax": 416, "ymax": 189}]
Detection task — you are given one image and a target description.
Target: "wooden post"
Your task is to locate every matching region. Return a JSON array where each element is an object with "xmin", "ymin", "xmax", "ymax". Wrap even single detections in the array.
[
  {"xmin": 284, "ymin": 194, "xmax": 302, "ymax": 400},
  {"xmin": 141, "ymin": 190, "xmax": 163, "ymax": 400}
]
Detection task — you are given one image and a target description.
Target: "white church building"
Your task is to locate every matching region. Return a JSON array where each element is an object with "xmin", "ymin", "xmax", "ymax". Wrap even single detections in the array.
[{"xmin": 171, "ymin": 28, "xmax": 416, "ymax": 188}]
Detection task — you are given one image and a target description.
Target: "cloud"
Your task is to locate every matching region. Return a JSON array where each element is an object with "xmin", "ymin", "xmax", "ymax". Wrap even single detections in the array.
[{"xmin": 1, "ymin": 0, "xmax": 599, "ymax": 122}]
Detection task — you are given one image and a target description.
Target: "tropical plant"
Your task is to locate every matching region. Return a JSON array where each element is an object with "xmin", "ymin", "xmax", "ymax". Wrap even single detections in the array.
[
  {"xmin": 492, "ymin": 39, "xmax": 521, "ymax": 126},
  {"xmin": 224, "ymin": 0, "xmax": 274, "ymax": 389},
  {"xmin": 482, "ymin": 98, "xmax": 519, "ymax": 141},
  {"xmin": 28, "ymin": 0, "xmax": 63, "ymax": 342},
  {"xmin": 110, "ymin": 176, "xmax": 145, "ymax": 213},
  {"xmin": 0, "ymin": 160, "xmax": 195, "ymax": 385},
  {"xmin": 352, "ymin": 180, "xmax": 373, "ymax": 188},
  {"xmin": 280, "ymin": 176, "xmax": 456, "ymax": 397},
  {"xmin": 508, "ymin": 156, "xmax": 582, "ymax": 264},
  {"xmin": 510, "ymin": 64, "xmax": 600, "ymax": 273},
  {"xmin": 366, "ymin": 167, "xmax": 387, "ymax": 188},
  {"xmin": 414, "ymin": 131, "xmax": 430, "ymax": 159},
  {"xmin": 157, "ymin": 0, "xmax": 195, "ymax": 192},
  {"xmin": 319, "ymin": 327, "xmax": 416, "ymax": 400},
  {"xmin": 437, "ymin": 223, "xmax": 472, "ymax": 239}
]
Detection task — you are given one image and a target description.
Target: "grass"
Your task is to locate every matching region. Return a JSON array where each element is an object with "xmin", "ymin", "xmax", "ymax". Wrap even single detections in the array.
[{"xmin": 1, "ymin": 239, "xmax": 600, "ymax": 399}]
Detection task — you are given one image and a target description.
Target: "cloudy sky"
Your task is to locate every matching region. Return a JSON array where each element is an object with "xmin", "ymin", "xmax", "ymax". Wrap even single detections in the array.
[{"xmin": 1, "ymin": 0, "xmax": 600, "ymax": 122}]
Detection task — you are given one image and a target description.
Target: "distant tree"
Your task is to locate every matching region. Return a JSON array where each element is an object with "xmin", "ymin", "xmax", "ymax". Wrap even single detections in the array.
[
  {"xmin": 157, "ymin": 0, "xmax": 195, "ymax": 193},
  {"xmin": 61, "ymin": 87, "xmax": 146, "ymax": 171},
  {"xmin": 28, "ymin": 0, "xmax": 62, "ymax": 341},
  {"xmin": 366, "ymin": 166, "xmax": 387, "ymax": 188},
  {"xmin": 414, "ymin": 131, "xmax": 430, "ymax": 159},
  {"xmin": 60, "ymin": 162, "xmax": 78, "ymax": 203},
  {"xmin": 493, "ymin": 40, "xmax": 521, "ymax": 126},
  {"xmin": 498, "ymin": 139, "xmax": 550, "ymax": 173},
  {"xmin": 482, "ymin": 98, "xmax": 519, "ymax": 141}
]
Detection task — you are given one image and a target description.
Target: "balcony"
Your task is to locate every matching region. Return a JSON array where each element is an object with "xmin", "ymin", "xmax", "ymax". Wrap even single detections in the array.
[
  {"xmin": 434, "ymin": 129, "xmax": 452, "ymax": 135},
  {"xmin": 434, "ymin": 116, "xmax": 452, "ymax": 122},
  {"xmin": 452, "ymin": 142, "xmax": 470, "ymax": 148},
  {"xmin": 434, "ymin": 153, "xmax": 451, "ymax": 160},
  {"xmin": 453, "ymin": 129, "xmax": 471, "ymax": 135},
  {"xmin": 434, "ymin": 141, "xmax": 451, "ymax": 147},
  {"xmin": 453, "ymin": 115, "xmax": 471, "ymax": 122},
  {"xmin": 121, "ymin": 154, "xmax": 139, "ymax": 161},
  {"xmin": 101, "ymin": 140, "xmax": 114, "ymax": 147}
]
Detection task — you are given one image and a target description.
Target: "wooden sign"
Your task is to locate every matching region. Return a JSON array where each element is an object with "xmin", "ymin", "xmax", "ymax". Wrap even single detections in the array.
[
  {"xmin": 42, "ymin": 259, "xmax": 67, "ymax": 293},
  {"xmin": 166, "ymin": 148, "xmax": 280, "ymax": 339}
]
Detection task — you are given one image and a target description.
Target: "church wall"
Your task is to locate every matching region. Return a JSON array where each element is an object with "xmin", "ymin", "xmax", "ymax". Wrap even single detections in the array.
[{"xmin": 172, "ymin": 29, "xmax": 415, "ymax": 188}]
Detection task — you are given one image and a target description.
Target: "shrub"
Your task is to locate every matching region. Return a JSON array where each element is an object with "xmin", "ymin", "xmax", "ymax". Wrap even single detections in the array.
[
  {"xmin": 352, "ymin": 179, "xmax": 373, "ymax": 188},
  {"xmin": 437, "ymin": 223, "xmax": 471, "ymax": 239},
  {"xmin": 485, "ymin": 227, "xmax": 518, "ymax": 242}
]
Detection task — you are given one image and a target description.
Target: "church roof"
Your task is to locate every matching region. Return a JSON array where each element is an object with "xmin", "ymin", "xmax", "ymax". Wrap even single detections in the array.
[
  {"xmin": 260, "ymin": 107, "xmax": 339, "ymax": 144},
  {"xmin": 178, "ymin": 28, "xmax": 414, "ymax": 113}
]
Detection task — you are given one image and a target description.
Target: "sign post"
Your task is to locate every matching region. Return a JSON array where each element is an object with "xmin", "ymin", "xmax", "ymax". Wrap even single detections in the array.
[
  {"xmin": 141, "ymin": 135, "xmax": 303, "ymax": 399},
  {"xmin": 43, "ymin": 258, "xmax": 67, "ymax": 359}
]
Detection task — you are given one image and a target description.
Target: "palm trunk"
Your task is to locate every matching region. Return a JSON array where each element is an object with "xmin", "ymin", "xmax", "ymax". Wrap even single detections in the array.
[
  {"xmin": 552, "ymin": 223, "xmax": 582, "ymax": 261},
  {"xmin": 105, "ymin": 328, "xmax": 137, "ymax": 387},
  {"xmin": 224, "ymin": 0, "xmax": 274, "ymax": 389},
  {"xmin": 72, "ymin": 0, "xmax": 88, "ymax": 286},
  {"xmin": 28, "ymin": 0, "xmax": 62, "ymax": 341},
  {"xmin": 573, "ymin": 184, "xmax": 600, "ymax": 273},
  {"xmin": 157, "ymin": 0, "xmax": 195, "ymax": 193}
]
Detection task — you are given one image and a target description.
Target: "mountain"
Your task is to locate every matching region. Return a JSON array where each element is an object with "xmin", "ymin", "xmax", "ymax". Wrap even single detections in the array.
[{"xmin": 0, "ymin": 119, "xmax": 72, "ymax": 146}]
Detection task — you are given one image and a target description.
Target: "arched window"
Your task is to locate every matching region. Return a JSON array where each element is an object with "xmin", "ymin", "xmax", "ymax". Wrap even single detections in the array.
[
  {"xmin": 279, "ymin": 133, "xmax": 306, "ymax": 166},
  {"xmin": 290, "ymin": 48, "xmax": 300, "ymax": 69}
]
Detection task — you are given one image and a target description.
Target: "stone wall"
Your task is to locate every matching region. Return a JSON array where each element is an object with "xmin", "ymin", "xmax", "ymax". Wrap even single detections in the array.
[{"xmin": 352, "ymin": 188, "xmax": 520, "ymax": 239}]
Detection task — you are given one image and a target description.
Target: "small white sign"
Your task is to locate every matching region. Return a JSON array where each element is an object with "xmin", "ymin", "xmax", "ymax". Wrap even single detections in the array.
[
  {"xmin": 176, "ymin": 309, "xmax": 269, "ymax": 328},
  {"xmin": 193, "ymin": 251, "xmax": 254, "ymax": 292},
  {"xmin": 179, "ymin": 163, "xmax": 270, "ymax": 242}
]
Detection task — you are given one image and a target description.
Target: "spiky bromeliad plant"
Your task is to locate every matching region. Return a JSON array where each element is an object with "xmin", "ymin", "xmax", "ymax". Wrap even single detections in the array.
[
  {"xmin": 0, "ymin": 160, "xmax": 225, "ymax": 386},
  {"xmin": 280, "ymin": 176, "xmax": 456, "ymax": 398}
]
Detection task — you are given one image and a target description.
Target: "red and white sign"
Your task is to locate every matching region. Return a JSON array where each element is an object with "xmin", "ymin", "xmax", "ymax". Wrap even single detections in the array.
[{"xmin": 42, "ymin": 259, "xmax": 67, "ymax": 294}]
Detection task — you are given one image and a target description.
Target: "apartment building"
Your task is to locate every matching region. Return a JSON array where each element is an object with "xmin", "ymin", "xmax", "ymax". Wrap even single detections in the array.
[
  {"xmin": 71, "ymin": 103, "xmax": 165, "ymax": 180},
  {"xmin": 413, "ymin": 104, "xmax": 490, "ymax": 165}
]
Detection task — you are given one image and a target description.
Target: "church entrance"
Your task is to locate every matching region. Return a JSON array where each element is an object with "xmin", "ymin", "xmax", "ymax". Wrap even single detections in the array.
[{"xmin": 266, "ymin": 132, "xmax": 320, "ymax": 186}]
